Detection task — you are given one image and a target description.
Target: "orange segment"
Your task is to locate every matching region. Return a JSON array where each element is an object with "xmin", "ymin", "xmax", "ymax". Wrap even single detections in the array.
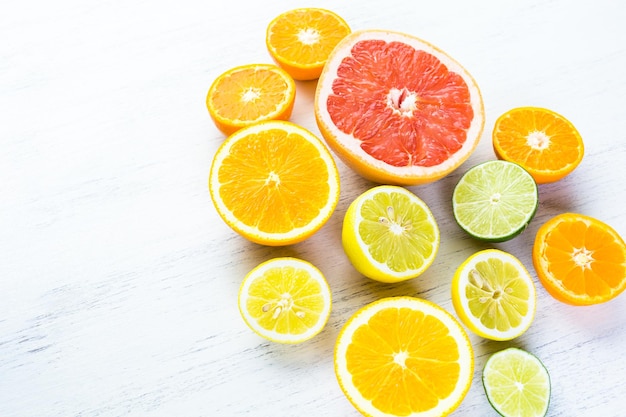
[
  {"xmin": 266, "ymin": 8, "xmax": 351, "ymax": 80},
  {"xmin": 335, "ymin": 297, "xmax": 474, "ymax": 417},
  {"xmin": 315, "ymin": 29, "xmax": 484, "ymax": 185},
  {"xmin": 532, "ymin": 213, "xmax": 626, "ymax": 305},
  {"xmin": 492, "ymin": 107, "xmax": 584, "ymax": 184},
  {"xmin": 209, "ymin": 120, "xmax": 340, "ymax": 246},
  {"xmin": 206, "ymin": 64, "xmax": 295, "ymax": 135}
]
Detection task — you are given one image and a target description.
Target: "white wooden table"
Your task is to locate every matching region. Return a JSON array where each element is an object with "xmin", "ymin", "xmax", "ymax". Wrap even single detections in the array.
[{"xmin": 2, "ymin": 1, "xmax": 625, "ymax": 416}]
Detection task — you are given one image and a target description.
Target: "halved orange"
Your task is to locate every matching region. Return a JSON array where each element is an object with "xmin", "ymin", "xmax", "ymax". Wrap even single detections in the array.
[
  {"xmin": 533, "ymin": 213, "xmax": 626, "ymax": 305},
  {"xmin": 335, "ymin": 296, "xmax": 474, "ymax": 417},
  {"xmin": 209, "ymin": 120, "xmax": 340, "ymax": 246},
  {"xmin": 492, "ymin": 107, "xmax": 584, "ymax": 184},
  {"xmin": 266, "ymin": 8, "xmax": 351, "ymax": 81},
  {"xmin": 206, "ymin": 63, "xmax": 295, "ymax": 136},
  {"xmin": 315, "ymin": 29, "xmax": 485, "ymax": 185}
]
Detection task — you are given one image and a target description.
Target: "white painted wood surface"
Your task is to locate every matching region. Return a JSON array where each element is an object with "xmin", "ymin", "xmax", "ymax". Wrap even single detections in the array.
[{"xmin": 2, "ymin": 1, "xmax": 625, "ymax": 416}]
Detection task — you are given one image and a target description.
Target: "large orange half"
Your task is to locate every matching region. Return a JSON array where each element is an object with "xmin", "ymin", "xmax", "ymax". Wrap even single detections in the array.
[
  {"xmin": 315, "ymin": 30, "xmax": 485, "ymax": 185},
  {"xmin": 335, "ymin": 297, "xmax": 474, "ymax": 417},
  {"xmin": 209, "ymin": 120, "xmax": 340, "ymax": 246}
]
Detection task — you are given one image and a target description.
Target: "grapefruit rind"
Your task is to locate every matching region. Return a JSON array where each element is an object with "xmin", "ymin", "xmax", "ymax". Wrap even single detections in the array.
[{"xmin": 315, "ymin": 29, "xmax": 485, "ymax": 185}]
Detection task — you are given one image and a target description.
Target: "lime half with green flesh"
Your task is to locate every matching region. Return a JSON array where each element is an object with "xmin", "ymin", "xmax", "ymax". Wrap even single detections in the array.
[
  {"xmin": 452, "ymin": 249, "xmax": 536, "ymax": 341},
  {"xmin": 483, "ymin": 347, "xmax": 551, "ymax": 417},
  {"xmin": 452, "ymin": 160, "xmax": 538, "ymax": 242},
  {"xmin": 342, "ymin": 185, "xmax": 440, "ymax": 283}
]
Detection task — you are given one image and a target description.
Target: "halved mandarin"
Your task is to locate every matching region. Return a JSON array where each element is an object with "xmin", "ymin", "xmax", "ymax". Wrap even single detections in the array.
[
  {"xmin": 206, "ymin": 63, "xmax": 295, "ymax": 135},
  {"xmin": 492, "ymin": 107, "xmax": 584, "ymax": 184},
  {"xmin": 532, "ymin": 212, "xmax": 626, "ymax": 305},
  {"xmin": 266, "ymin": 8, "xmax": 351, "ymax": 80}
]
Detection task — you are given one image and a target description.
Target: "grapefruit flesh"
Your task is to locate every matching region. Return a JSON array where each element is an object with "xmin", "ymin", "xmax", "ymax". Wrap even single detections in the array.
[{"xmin": 315, "ymin": 30, "xmax": 484, "ymax": 185}]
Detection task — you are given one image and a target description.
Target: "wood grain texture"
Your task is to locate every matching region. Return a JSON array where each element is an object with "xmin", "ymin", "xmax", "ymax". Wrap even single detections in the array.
[{"xmin": 1, "ymin": 0, "xmax": 624, "ymax": 416}]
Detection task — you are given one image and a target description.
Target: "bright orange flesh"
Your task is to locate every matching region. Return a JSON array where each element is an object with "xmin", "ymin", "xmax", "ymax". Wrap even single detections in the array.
[
  {"xmin": 493, "ymin": 107, "xmax": 584, "ymax": 184},
  {"xmin": 348, "ymin": 308, "xmax": 460, "ymax": 413},
  {"xmin": 266, "ymin": 8, "xmax": 351, "ymax": 80},
  {"xmin": 335, "ymin": 297, "xmax": 473, "ymax": 417},
  {"xmin": 533, "ymin": 213, "xmax": 626, "ymax": 305},
  {"xmin": 209, "ymin": 121, "xmax": 340, "ymax": 246},
  {"xmin": 206, "ymin": 64, "xmax": 295, "ymax": 135},
  {"xmin": 315, "ymin": 30, "xmax": 484, "ymax": 185}
]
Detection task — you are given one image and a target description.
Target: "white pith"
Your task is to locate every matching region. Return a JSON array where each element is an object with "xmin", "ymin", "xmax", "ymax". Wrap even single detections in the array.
[{"xmin": 297, "ymin": 28, "xmax": 320, "ymax": 45}]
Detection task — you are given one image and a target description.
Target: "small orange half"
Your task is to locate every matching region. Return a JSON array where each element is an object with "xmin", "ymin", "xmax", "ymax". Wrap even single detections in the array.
[
  {"xmin": 206, "ymin": 64, "xmax": 296, "ymax": 136},
  {"xmin": 533, "ymin": 213, "xmax": 626, "ymax": 305},
  {"xmin": 266, "ymin": 8, "xmax": 351, "ymax": 81},
  {"xmin": 493, "ymin": 107, "xmax": 584, "ymax": 184}
]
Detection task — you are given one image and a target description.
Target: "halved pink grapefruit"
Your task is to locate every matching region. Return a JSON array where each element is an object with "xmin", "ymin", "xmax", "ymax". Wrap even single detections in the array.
[{"xmin": 315, "ymin": 29, "xmax": 485, "ymax": 185}]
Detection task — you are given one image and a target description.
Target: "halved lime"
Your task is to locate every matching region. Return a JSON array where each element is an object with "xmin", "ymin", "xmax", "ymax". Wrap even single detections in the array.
[
  {"xmin": 342, "ymin": 185, "xmax": 440, "ymax": 283},
  {"xmin": 483, "ymin": 347, "xmax": 551, "ymax": 417},
  {"xmin": 452, "ymin": 160, "xmax": 538, "ymax": 242},
  {"xmin": 451, "ymin": 249, "xmax": 536, "ymax": 341}
]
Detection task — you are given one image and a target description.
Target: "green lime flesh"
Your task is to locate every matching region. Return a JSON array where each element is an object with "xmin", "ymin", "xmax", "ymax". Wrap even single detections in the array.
[
  {"xmin": 482, "ymin": 347, "xmax": 551, "ymax": 417},
  {"xmin": 452, "ymin": 160, "xmax": 538, "ymax": 242}
]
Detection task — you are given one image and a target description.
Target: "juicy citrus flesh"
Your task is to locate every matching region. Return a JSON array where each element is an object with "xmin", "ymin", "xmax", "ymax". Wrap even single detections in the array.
[
  {"xmin": 342, "ymin": 185, "xmax": 440, "ymax": 283},
  {"xmin": 452, "ymin": 160, "xmax": 538, "ymax": 242},
  {"xmin": 206, "ymin": 64, "xmax": 296, "ymax": 135},
  {"xmin": 482, "ymin": 348, "xmax": 551, "ymax": 417},
  {"xmin": 493, "ymin": 107, "xmax": 584, "ymax": 184},
  {"xmin": 452, "ymin": 249, "xmax": 536, "ymax": 341},
  {"xmin": 209, "ymin": 120, "xmax": 340, "ymax": 246},
  {"xmin": 532, "ymin": 212, "xmax": 626, "ymax": 305},
  {"xmin": 238, "ymin": 257, "xmax": 332, "ymax": 344},
  {"xmin": 315, "ymin": 29, "xmax": 485, "ymax": 185},
  {"xmin": 266, "ymin": 8, "xmax": 351, "ymax": 80},
  {"xmin": 335, "ymin": 297, "xmax": 474, "ymax": 417}
]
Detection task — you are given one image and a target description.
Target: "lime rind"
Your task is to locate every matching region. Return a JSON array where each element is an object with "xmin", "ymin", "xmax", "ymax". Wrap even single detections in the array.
[
  {"xmin": 482, "ymin": 347, "xmax": 551, "ymax": 417},
  {"xmin": 452, "ymin": 160, "xmax": 538, "ymax": 242}
]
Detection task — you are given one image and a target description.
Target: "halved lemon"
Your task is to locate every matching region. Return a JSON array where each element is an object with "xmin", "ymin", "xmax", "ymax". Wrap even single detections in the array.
[
  {"xmin": 238, "ymin": 257, "xmax": 332, "ymax": 344},
  {"xmin": 451, "ymin": 249, "xmax": 536, "ymax": 341},
  {"xmin": 341, "ymin": 185, "xmax": 440, "ymax": 283}
]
